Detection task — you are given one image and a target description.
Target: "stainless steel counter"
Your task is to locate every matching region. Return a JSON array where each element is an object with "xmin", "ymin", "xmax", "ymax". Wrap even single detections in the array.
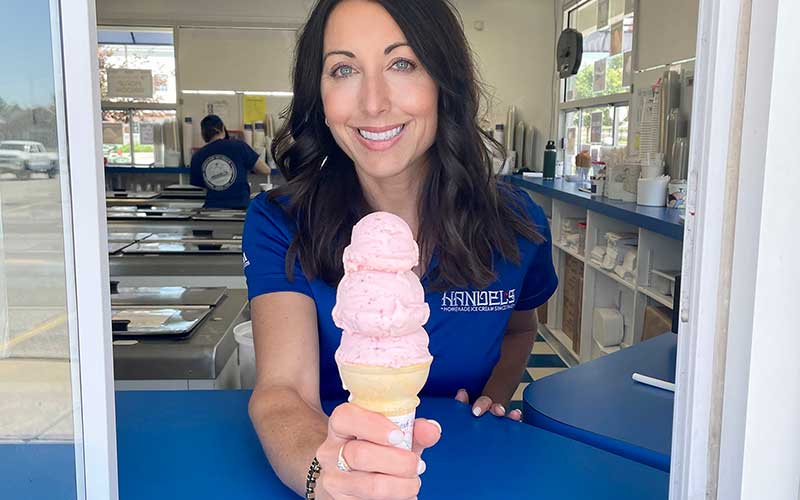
[{"xmin": 113, "ymin": 288, "xmax": 248, "ymax": 388}]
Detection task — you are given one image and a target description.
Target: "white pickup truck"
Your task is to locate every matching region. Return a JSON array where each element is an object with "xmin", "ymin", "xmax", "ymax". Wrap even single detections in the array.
[{"xmin": 0, "ymin": 140, "xmax": 59, "ymax": 177}]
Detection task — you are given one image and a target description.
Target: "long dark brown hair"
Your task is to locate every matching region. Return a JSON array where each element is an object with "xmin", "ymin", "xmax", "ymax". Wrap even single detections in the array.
[{"xmin": 270, "ymin": 0, "xmax": 542, "ymax": 290}]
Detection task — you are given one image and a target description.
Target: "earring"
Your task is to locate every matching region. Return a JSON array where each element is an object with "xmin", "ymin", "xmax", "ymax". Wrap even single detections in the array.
[{"xmin": 320, "ymin": 155, "xmax": 329, "ymax": 170}]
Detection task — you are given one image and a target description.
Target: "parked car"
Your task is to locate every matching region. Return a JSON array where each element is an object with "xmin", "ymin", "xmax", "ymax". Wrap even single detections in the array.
[{"xmin": 0, "ymin": 140, "xmax": 58, "ymax": 177}]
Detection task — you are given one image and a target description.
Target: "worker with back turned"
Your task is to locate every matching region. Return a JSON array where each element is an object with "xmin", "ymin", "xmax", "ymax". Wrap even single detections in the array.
[{"xmin": 190, "ymin": 114, "xmax": 271, "ymax": 209}]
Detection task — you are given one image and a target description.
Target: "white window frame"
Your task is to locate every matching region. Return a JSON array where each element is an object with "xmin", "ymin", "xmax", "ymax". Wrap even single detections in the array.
[
  {"xmin": 555, "ymin": 0, "xmax": 638, "ymax": 166},
  {"xmin": 97, "ymin": 25, "xmax": 179, "ymax": 167},
  {"xmin": 671, "ymin": 0, "xmax": 800, "ymax": 497},
  {"xmin": 60, "ymin": 0, "xmax": 119, "ymax": 497}
]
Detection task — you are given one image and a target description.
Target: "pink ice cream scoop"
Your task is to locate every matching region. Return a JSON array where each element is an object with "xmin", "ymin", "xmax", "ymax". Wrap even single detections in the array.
[
  {"xmin": 343, "ymin": 212, "xmax": 419, "ymax": 273},
  {"xmin": 332, "ymin": 270, "xmax": 430, "ymax": 337},
  {"xmin": 334, "ymin": 212, "xmax": 432, "ymax": 367}
]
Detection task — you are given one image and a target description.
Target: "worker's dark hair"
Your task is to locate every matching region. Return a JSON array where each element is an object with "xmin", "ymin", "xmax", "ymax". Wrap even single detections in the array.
[
  {"xmin": 268, "ymin": 0, "xmax": 543, "ymax": 291},
  {"xmin": 200, "ymin": 114, "xmax": 229, "ymax": 142}
]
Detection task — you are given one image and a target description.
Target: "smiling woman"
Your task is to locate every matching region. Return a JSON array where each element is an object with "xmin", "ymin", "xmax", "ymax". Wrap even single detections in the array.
[{"xmin": 244, "ymin": 1, "xmax": 558, "ymax": 498}]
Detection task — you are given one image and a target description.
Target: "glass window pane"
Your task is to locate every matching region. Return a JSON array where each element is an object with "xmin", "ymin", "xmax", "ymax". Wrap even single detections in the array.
[
  {"xmin": 102, "ymin": 110, "xmax": 131, "ymax": 165},
  {"xmin": 131, "ymin": 109, "xmax": 178, "ymax": 166},
  {"xmin": 564, "ymin": 0, "xmax": 634, "ymax": 102},
  {"xmin": 615, "ymin": 105, "xmax": 629, "ymax": 148},
  {"xmin": 1, "ymin": 0, "xmax": 82, "ymax": 497},
  {"xmin": 98, "ymin": 28, "xmax": 176, "ymax": 104},
  {"xmin": 562, "ymin": 111, "xmax": 580, "ymax": 175}
]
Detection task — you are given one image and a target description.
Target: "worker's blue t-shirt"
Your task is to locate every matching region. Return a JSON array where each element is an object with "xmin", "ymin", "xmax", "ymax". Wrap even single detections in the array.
[
  {"xmin": 242, "ymin": 188, "xmax": 558, "ymax": 401},
  {"xmin": 190, "ymin": 139, "xmax": 259, "ymax": 209}
]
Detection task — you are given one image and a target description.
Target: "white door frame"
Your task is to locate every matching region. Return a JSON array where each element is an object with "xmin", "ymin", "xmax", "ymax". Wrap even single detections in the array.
[
  {"xmin": 58, "ymin": 0, "xmax": 119, "ymax": 497},
  {"xmin": 672, "ymin": 0, "xmax": 800, "ymax": 498}
]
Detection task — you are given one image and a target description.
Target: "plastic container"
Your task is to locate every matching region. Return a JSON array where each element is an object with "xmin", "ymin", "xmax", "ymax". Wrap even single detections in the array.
[
  {"xmin": 243, "ymin": 123, "xmax": 254, "ymax": 147},
  {"xmin": 234, "ymin": 321, "xmax": 256, "ymax": 389}
]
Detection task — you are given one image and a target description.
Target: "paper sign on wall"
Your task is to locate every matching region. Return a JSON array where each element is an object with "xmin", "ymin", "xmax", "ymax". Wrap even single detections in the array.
[
  {"xmin": 593, "ymin": 59, "xmax": 607, "ymax": 92},
  {"xmin": 623, "ymin": 52, "xmax": 633, "ymax": 87},
  {"xmin": 102, "ymin": 122, "xmax": 124, "ymax": 144},
  {"xmin": 243, "ymin": 95, "xmax": 267, "ymax": 125},
  {"xmin": 206, "ymin": 100, "xmax": 233, "ymax": 126},
  {"xmin": 610, "ymin": 22, "xmax": 624, "ymax": 56},
  {"xmin": 590, "ymin": 112, "xmax": 603, "ymax": 144},
  {"xmin": 107, "ymin": 68, "xmax": 153, "ymax": 99},
  {"xmin": 139, "ymin": 123, "xmax": 155, "ymax": 145},
  {"xmin": 597, "ymin": 0, "xmax": 610, "ymax": 29}
]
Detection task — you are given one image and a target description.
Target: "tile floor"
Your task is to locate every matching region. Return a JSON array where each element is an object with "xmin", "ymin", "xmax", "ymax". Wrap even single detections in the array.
[{"xmin": 509, "ymin": 335, "xmax": 568, "ymax": 412}]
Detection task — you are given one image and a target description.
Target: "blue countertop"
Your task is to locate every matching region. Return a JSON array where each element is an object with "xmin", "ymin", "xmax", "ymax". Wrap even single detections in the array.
[
  {"xmin": 105, "ymin": 166, "xmax": 191, "ymax": 174},
  {"xmin": 505, "ymin": 175, "xmax": 685, "ymax": 241},
  {"xmin": 0, "ymin": 391, "xmax": 670, "ymax": 499},
  {"xmin": 106, "ymin": 166, "xmax": 283, "ymax": 176},
  {"xmin": 523, "ymin": 333, "xmax": 677, "ymax": 471}
]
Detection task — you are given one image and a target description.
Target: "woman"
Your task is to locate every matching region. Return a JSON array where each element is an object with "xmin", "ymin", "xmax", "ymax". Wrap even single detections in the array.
[
  {"xmin": 189, "ymin": 114, "xmax": 271, "ymax": 209},
  {"xmin": 243, "ymin": 0, "xmax": 557, "ymax": 498}
]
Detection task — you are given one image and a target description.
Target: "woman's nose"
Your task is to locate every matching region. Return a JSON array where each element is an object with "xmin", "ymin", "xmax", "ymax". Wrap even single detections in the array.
[{"xmin": 359, "ymin": 72, "xmax": 390, "ymax": 117}]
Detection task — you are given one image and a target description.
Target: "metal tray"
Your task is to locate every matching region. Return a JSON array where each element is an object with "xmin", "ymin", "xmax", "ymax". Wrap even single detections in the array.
[
  {"xmin": 107, "ymin": 191, "xmax": 159, "ymax": 199},
  {"xmin": 121, "ymin": 242, "xmax": 242, "ymax": 254},
  {"xmin": 111, "ymin": 307, "xmax": 211, "ymax": 338},
  {"xmin": 110, "ymin": 284, "xmax": 226, "ymax": 308}
]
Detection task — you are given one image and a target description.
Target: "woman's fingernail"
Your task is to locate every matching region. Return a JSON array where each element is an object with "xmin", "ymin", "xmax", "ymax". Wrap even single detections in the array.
[
  {"xmin": 417, "ymin": 459, "xmax": 427, "ymax": 475},
  {"xmin": 472, "ymin": 406, "xmax": 482, "ymax": 417},
  {"xmin": 496, "ymin": 405, "xmax": 506, "ymax": 415},
  {"xmin": 388, "ymin": 429, "xmax": 405, "ymax": 445},
  {"xmin": 428, "ymin": 419, "xmax": 442, "ymax": 434}
]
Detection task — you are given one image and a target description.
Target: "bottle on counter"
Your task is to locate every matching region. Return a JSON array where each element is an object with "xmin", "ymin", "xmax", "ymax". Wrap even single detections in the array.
[
  {"xmin": 494, "ymin": 124, "xmax": 505, "ymax": 148},
  {"xmin": 243, "ymin": 123, "xmax": 253, "ymax": 147},
  {"xmin": 543, "ymin": 140, "xmax": 557, "ymax": 179}
]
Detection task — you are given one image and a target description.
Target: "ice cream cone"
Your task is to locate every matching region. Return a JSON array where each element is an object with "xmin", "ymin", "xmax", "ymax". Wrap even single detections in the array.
[
  {"xmin": 333, "ymin": 212, "xmax": 434, "ymax": 450},
  {"xmin": 338, "ymin": 360, "xmax": 432, "ymax": 450},
  {"xmin": 338, "ymin": 360, "xmax": 432, "ymax": 416}
]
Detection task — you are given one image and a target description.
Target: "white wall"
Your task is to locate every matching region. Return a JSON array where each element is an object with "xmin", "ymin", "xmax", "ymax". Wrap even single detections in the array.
[
  {"xmin": 637, "ymin": 0, "xmax": 699, "ymax": 70},
  {"xmin": 96, "ymin": 0, "xmax": 698, "ymax": 167},
  {"xmin": 97, "ymin": 0, "xmax": 557, "ymax": 163},
  {"xmin": 453, "ymin": 0, "xmax": 557, "ymax": 167},
  {"xmin": 96, "ymin": 0, "xmax": 315, "ymax": 27}
]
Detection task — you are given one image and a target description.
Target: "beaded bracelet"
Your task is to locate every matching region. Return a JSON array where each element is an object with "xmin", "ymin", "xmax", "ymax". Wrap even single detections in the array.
[{"xmin": 305, "ymin": 457, "xmax": 321, "ymax": 499}]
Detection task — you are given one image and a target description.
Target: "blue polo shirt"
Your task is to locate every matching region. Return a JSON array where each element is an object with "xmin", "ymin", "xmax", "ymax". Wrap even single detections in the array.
[
  {"xmin": 242, "ymin": 188, "xmax": 558, "ymax": 401},
  {"xmin": 190, "ymin": 139, "xmax": 259, "ymax": 209}
]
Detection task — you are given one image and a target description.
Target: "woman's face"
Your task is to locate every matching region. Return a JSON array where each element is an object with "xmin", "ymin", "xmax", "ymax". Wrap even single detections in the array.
[{"xmin": 320, "ymin": 0, "xmax": 439, "ymax": 181}]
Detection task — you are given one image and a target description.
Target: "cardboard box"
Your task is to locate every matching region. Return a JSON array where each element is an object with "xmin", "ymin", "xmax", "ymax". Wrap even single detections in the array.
[
  {"xmin": 642, "ymin": 305, "xmax": 672, "ymax": 341},
  {"xmin": 562, "ymin": 254, "xmax": 584, "ymax": 353}
]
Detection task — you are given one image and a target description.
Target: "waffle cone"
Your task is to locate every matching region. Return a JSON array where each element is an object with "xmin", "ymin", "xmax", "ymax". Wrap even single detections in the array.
[{"xmin": 337, "ymin": 360, "xmax": 432, "ymax": 417}]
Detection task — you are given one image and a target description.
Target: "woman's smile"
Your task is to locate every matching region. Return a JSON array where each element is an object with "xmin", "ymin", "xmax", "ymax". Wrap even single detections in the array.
[{"xmin": 352, "ymin": 123, "xmax": 407, "ymax": 152}]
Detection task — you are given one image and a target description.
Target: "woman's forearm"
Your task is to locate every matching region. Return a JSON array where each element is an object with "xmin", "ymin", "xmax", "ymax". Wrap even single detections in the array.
[
  {"xmin": 249, "ymin": 385, "xmax": 329, "ymax": 495},
  {"xmin": 481, "ymin": 329, "xmax": 536, "ymax": 407}
]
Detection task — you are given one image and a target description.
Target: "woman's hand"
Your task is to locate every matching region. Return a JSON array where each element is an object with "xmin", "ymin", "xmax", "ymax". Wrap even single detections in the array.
[
  {"xmin": 315, "ymin": 403, "xmax": 442, "ymax": 500},
  {"xmin": 454, "ymin": 388, "xmax": 522, "ymax": 421}
]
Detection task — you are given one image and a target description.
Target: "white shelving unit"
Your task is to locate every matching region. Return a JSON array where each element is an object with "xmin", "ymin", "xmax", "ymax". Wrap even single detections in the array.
[{"xmin": 523, "ymin": 189, "xmax": 683, "ymax": 365}]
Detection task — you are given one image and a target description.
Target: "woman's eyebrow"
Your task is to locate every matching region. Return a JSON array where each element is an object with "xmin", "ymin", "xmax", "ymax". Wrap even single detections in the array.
[
  {"xmin": 323, "ymin": 42, "xmax": 410, "ymax": 62},
  {"xmin": 384, "ymin": 42, "xmax": 409, "ymax": 54},
  {"xmin": 323, "ymin": 50, "xmax": 355, "ymax": 62}
]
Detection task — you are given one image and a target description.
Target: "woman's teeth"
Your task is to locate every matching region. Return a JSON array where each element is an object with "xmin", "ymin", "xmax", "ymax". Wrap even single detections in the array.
[{"xmin": 358, "ymin": 125, "xmax": 404, "ymax": 141}]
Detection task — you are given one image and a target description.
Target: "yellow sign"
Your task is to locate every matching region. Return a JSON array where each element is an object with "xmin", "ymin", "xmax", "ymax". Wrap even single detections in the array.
[{"xmin": 242, "ymin": 95, "xmax": 267, "ymax": 125}]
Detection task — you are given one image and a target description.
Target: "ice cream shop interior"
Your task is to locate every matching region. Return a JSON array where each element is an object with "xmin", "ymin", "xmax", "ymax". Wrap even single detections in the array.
[{"xmin": 2, "ymin": 0, "xmax": 798, "ymax": 499}]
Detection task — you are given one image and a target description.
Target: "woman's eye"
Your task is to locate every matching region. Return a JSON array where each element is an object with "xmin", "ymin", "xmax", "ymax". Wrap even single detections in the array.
[
  {"xmin": 392, "ymin": 59, "xmax": 416, "ymax": 72},
  {"xmin": 331, "ymin": 65, "xmax": 354, "ymax": 78}
]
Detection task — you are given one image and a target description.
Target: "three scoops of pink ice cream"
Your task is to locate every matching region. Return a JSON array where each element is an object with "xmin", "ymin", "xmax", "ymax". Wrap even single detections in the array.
[{"xmin": 332, "ymin": 212, "xmax": 433, "ymax": 368}]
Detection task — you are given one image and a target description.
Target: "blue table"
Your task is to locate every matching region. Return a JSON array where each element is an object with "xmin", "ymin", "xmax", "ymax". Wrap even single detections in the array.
[
  {"xmin": 115, "ymin": 391, "xmax": 668, "ymax": 499},
  {"xmin": 2, "ymin": 391, "xmax": 669, "ymax": 499},
  {"xmin": 524, "ymin": 333, "xmax": 677, "ymax": 472}
]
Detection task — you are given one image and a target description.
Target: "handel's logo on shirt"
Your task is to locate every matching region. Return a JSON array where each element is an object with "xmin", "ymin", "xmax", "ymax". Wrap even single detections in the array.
[
  {"xmin": 202, "ymin": 154, "xmax": 237, "ymax": 191},
  {"xmin": 441, "ymin": 289, "xmax": 517, "ymax": 312}
]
